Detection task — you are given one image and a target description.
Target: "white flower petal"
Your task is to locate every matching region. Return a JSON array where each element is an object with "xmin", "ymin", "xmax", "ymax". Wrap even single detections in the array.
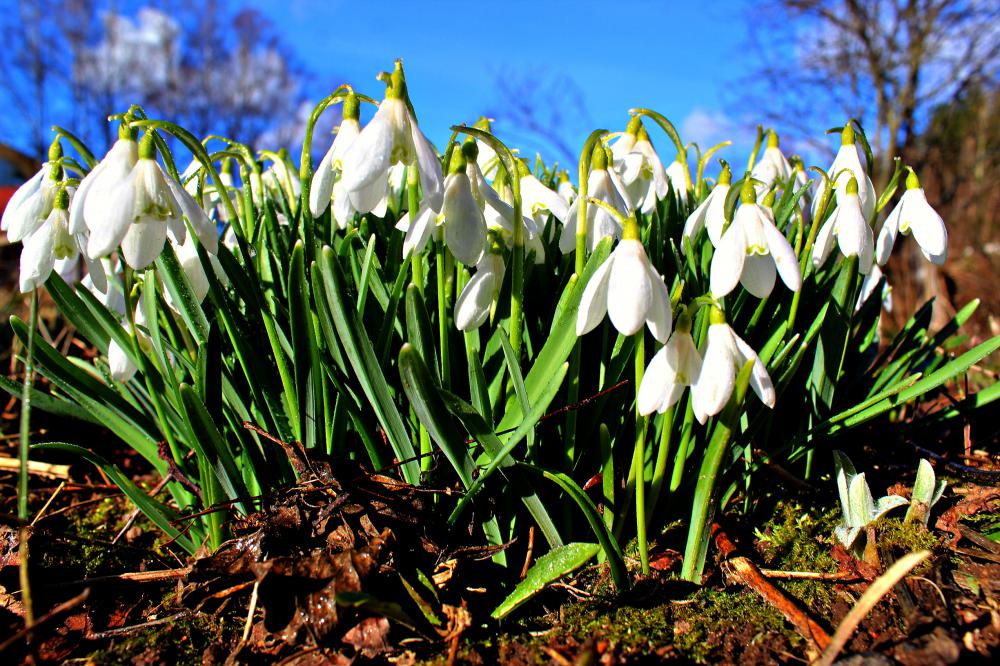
[
  {"xmin": 443, "ymin": 173, "xmax": 486, "ymax": 266},
  {"xmin": 309, "ymin": 142, "xmax": 337, "ymax": 217},
  {"xmin": 644, "ymin": 263, "xmax": 673, "ymax": 343},
  {"xmin": 733, "ymin": 333, "xmax": 775, "ymax": 408},
  {"xmin": 455, "ymin": 255, "xmax": 505, "ymax": 331},
  {"xmin": 607, "ymin": 241, "xmax": 652, "ymax": 336},
  {"xmin": 908, "ymin": 190, "xmax": 947, "ymax": 264},
  {"xmin": 740, "ymin": 253, "xmax": 776, "ymax": 298},
  {"xmin": 575, "ymin": 253, "xmax": 615, "ymax": 336},
  {"xmin": 410, "ymin": 120, "xmax": 444, "ymax": 212},
  {"xmin": 709, "ymin": 222, "xmax": 746, "ymax": 297},
  {"xmin": 120, "ymin": 216, "xmax": 168, "ymax": 269},
  {"xmin": 638, "ymin": 343, "xmax": 679, "ymax": 416},
  {"xmin": 340, "ymin": 107, "xmax": 393, "ymax": 200},
  {"xmin": 763, "ymin": 220, "xmax": 802, "ymax": 291}
]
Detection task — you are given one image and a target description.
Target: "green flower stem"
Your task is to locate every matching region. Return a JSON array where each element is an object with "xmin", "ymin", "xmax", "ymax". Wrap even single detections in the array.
[
  {"xmin": 436, "ymin": 229, "xmax": 451, "ymax": 389},
  {"xmin": 681, "ymin": 360, "xmax": 753, "ymax": 583},
  {"xmin": 18, "ymin": 289, "xmax": 37, "ymax": 521},
  {"xmin": 509, "ymin": 168, "xmax": 525, "ymax": 361},
  {"xmin": 645, "ymin": 404, "xmax": 676, "ymax": 526},
  {"xmin": 406, "ymin": 165, "xmax": 425, "ymax": 296},
  {"xmin": 17, "ymin": 289, "xmax": 38, "ymax": 629},
  {"xmin": 633, "ymin": 331, "xmax": 650, "ymax": 574}
]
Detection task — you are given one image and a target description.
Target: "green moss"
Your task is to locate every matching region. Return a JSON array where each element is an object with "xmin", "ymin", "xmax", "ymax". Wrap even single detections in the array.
[
  {"xmin": 875, "ymin": 516, "xmax": 940, "ymax": 575},
  {"xmin": 754, "ymin": 501, "xmax": 841, "ymax": 614},
  {"xmin": 672, "ymin": 588, "xmax": 797, "ymax": 662},
  {"xmin": 86, "ymin": 611, "xmax": 236, "ymax": 665}
]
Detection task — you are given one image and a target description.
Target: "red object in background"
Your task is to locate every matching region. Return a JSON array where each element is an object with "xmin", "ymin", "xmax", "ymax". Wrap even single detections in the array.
[
  {"xmin": 0, "ymin": 144, "xmax": 41, "ymax": 220},
  {"xmin": 0, "ymin": 186, "xmax": 18, "ymax": 213}
]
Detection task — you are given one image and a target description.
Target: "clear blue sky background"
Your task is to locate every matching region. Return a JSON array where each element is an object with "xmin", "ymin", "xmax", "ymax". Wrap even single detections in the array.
[{"xmin": 255, "ymin": 0, "xmax": 760, "ymax": 164}]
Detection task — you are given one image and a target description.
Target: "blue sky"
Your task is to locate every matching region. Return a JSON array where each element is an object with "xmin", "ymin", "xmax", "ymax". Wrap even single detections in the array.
[{"xmin": 255, "ymin": 0, "xmax": 759, "ymax": 164}]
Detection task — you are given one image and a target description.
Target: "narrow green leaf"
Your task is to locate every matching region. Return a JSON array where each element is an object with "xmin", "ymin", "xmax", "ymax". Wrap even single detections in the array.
[
  {"xmin": 33, "ymin": 442, "xmax": 198, "ymax": 554},
  {"xmin": 492, "ymin": 543, "xmax": 600, "ymax": 619}
]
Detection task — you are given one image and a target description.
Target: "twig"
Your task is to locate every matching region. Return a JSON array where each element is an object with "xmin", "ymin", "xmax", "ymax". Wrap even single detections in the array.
[
  {"xmin": 519, "ymin": 526, "xmax": 536, "ymax": 580},
  {"xmin": 712, "ymin": 524, "xmax": 831, "ymax": 653},
  {"xmin": 65, "ymin": 567, "xmax": 192, "ymax": 586},
  {"xmin": 30, "ymin": 481, "xmax": 66, "ymax": 526},
  {"xmin": 0, "ymin": 456, "xmax": 70, "ymax": 479},
  {"xmin": 0, "ymin": 588, "xmax": 90, "ymax": 654},
  {"xmin": 758, "ymin": 569, "xmax": 860, "ymax": 581},
  {"xmin": 242, "ymin": 577, "xmax": 261, "ymax": 643},
  {"xmin": 817, "ymin": 550, "xmax": 931, "ymax": 666},
  {"xmin": 86, "ymin": 611, "xmax": 193, "ymax": 640}
]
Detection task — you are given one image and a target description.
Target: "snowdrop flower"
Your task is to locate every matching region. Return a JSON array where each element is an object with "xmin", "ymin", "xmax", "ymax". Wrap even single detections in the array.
[
  {"xmin": 262, "ymin": 152, "xmax": 300, "ymax": 202},
  {"xmin": 812, "ymin": 176, "xmax": 875, "ymax": 274},
  {"xmin": 750, "ymin": 131, "xmax": 792, "ymax": 194},
  {"xmin": 856, "ymin": 264, "xmax": 893, "ymax": 313},
  {"xmin": 310, "ymin": 92, "xmax": 362, "ymax": 219},
  {"xmin": 609, "ymin": 117, "xmax": 640, "ymax": 165},
  {"xmin": 441, "ymin": 152, "xmax": 487, "ymax": 266},
  {"xmin": 87, "ymin": 131, "xmax": 187, "ymax": 269},
  {"xmin": 710, "ymin": 179, "xmax": 801, "ymax": 299},
  {"xmin": 3, "ymin": 161, "xmax": 62, "ymax": 243},
  {"xmin": 664, "ymin": 152, "xmax": 691, "ymax": 205},
  {"xmin": 395, "ymin": 201, "xmax": 437, "ymax": 258},
  {"xmin": 811, "ymin": 124, "xmax": 875, "ymax": 224},
  {"xmin": 637, "ymin": 309, "xmax": 702, "ymax": 416},
  {"xmin": 81, "ymin": 260, "xmax": 125, "ymax": 315},
  {"xmin": 875, "ymin": 169, "xmax": 947, "ymax": 266},
  {"xmin": 340, "ymin": 60, "xmax": 444, "ymax": 215},
  {"xmin": 560, "ymin": 147, "xmax": 630, "ymax": 254},
  {"xmin": 682, "ymin": 162, "xmax": 732, "ymax": 249},
  {"xmin": 620, "ymin": 126, "xmax": 669, "ymax": 215},
  {"xmin": 19, "ymin": 187, "xmax": 77, "ymax": 293},
  {"xmin": 556, "ymin": 173, "xmax": 575, "ymax": 204},
  {"xmin": 690, "ymin": 309, "xmax": 775, "ymax": 424},
  {"xmin": 70, "ymin": 127, "xmax": 139, "ymax": 236},
  {"xmin": 164, "ymin": 233, "xmax": 226, "ymax": 310},
  {"xmin": 108, "ymin": 306, "xmax": 151, "ymax": 383},
  {"xmin": 576, "ymin": 215, "xmax": 672, "ymax": 342},
  {"xmin": 455, "ymin": 242, "xmax": 506, "ymax": 331},
  {"xmin": 517, "ymin": 161, "xmax": 569, "ymax": 229}
]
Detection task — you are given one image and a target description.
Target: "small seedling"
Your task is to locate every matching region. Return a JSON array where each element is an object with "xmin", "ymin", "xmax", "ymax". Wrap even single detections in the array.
[
  {"xmin": 904, "ymin": 458, "xmax": 946, "ymax": 526},
  {"xmin": 832, "ymin": 451, "xmax": 908, "ymax": 552}
]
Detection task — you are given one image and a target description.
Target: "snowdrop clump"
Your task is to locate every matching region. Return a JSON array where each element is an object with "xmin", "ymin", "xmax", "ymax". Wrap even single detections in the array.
[{"xmin": 9, "ymin": 59, "xmax": 985, "ymax": 593}]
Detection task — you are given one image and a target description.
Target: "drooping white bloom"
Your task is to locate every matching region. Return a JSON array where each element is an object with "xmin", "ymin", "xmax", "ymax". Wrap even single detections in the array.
[
  {"xmin": 339, "ymin": 61, "xmax": 444, "ymax": 215},
  {"xmin": 637, "ymin": 317, "xmax": 702, "ymax": 416},
  {"xmin": 710, "ymin": 181, "xmax": 801, "ymax": 298},
  {"xmin": 81, "ymin": 260, "xmax": 125, "ymax": 315},
  {"xmin": 395, "ymin": 202, "xmax": 437, "ymax": 258},
  {"xmin": 750, "ymin": 131, "xmax": 792, "ymax": 194},
  {"xmin": 310, "ymin": 93, "xmax": 363, "ymax": 219},
  {"xmin": 811, "ymin": 124, "xmax": 875, "ymax": 224},
  {"xmin": 3, "ymin": 163, "xmax": 60, "ymax": 242},
  {"xmin": 682, "ymin": 164, "xmax": 732, "ymax": 249},
  {"xmin": 576, "ymin": 226, "xmax": 672, "ymax": 342},
  {"xmin": 559, "ymin": 150, "xmax": 630, "ymax": 254},
  {"xmin": 19, "ymin": 190, "xmax": 77, "ymax": 293},
  {"xmin": 690, "ymin": 316, "xmax": 775, "ymax": 424},
  {"xmin": 455, "ymin": 252, "xmax": 506, "ymax": 331},
  {"xmin": 519, "ymin": 171, "xmax": 569, "ymax": 229},
  {"xmin": 812, "ymin": 176, "xmax": 875, "ymax": 274},
  {"xmin": 71, "ymin": 134, "xmax": 139, "ymax": 236},
  {"xmin": 557, "ymin": 174, "xmax": 576, "ymax": 204},
  {"xmin": 441, "ymin": 162, "xmax": 487, "ymax": 266},
  {"xmin": 164, "ymin": 233, "xmax": 226, "ymax": 310},
  {"xmin": 664, "ymin": 155, "xmax": 690, "ymax": 205},
  {"xmin": 87, "ymin": 132, "xmax": 187, "ymax": 269},
  {"xmin": 875, "ymin": 170, "xmax": 947, "ymax": 266},
  {"xmin": 856, "ymin": 264, "xmax": 893, "ymax": 313},
  {"xmin": 108, "ymin": 306, "xmax": 150, "ymax": 383},
  {"xmin": 620, "ymin": 127, "xmax": 669, "ymax": 216}
]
